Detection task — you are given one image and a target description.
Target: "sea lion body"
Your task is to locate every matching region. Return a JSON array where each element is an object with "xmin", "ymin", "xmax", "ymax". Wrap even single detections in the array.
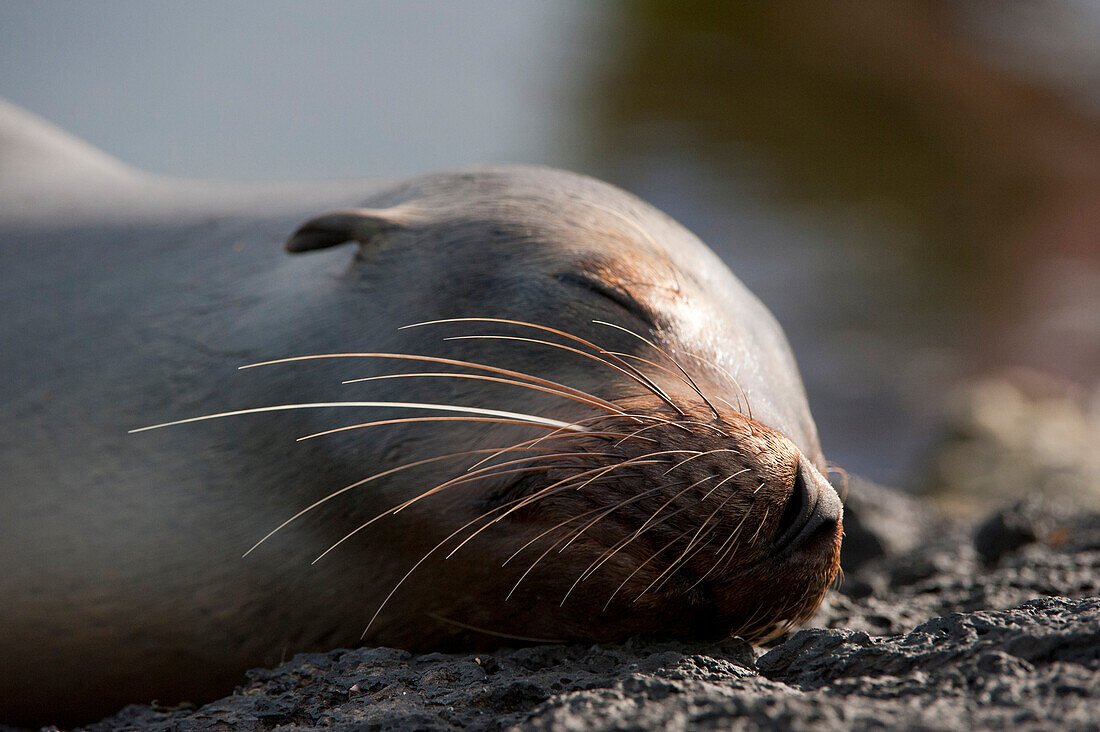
[{"xmin": 0, "ymin": 105, "xmax": 840, "ymax": 727}]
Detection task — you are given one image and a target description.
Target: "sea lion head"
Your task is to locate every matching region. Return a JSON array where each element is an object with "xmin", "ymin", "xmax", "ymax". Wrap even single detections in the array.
[{"xmin": 266, "ymin": 166, "xmax": 842, "ymax": 645}]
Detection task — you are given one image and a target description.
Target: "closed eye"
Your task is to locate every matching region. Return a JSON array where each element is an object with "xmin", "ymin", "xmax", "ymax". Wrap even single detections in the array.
[{"xmin": 556, "ymin": 272, "xmax": 656, "ymax": 326}]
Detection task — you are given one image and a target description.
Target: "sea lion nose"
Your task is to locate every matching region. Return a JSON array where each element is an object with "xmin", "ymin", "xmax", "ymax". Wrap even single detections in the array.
[
  {"xmin": 773, "ymin": 460, "xmax": 843, "ymax": 555},
  {"xmin": 803, "ymin": 462, "xmax": 842, "ymax": 531}
]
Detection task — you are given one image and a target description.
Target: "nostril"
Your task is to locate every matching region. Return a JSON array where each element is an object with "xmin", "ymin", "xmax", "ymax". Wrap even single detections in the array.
[
  {"xmin": 773, "ymin": 468, "xmax": 814, "ymax": 552},
  {"xmin": 774, "ymin": 468, "xmax": 809, "ymax": 548}
]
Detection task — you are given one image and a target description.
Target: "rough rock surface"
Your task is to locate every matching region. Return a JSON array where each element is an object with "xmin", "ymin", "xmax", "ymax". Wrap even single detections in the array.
[{"xmin": 72, "ymin": 477, "xmax": 1100, "ymax": 731}]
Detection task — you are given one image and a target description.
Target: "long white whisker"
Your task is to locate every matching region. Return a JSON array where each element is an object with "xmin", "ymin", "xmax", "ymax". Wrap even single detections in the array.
[
  {"xmin": 129, "ymin": 402, "xmax": 584, "ymax": 434},
  {"xmin": 315, "ymin": 464, "xmax": 578, "ymax": 566},
  {"xmin": 463, "ymin": 415, "xmax": 661, "ymax": 474},
  {"xmin": 401, "ymin": 317, "xmax": 684, "ymax": 415},
  {"xmin": 314, "ymin": 447, "xmax": 627, "ymax": 567},
  {"xmin": 442, "ymin": 333, "xmax": 682, "ymax": 414},
  {"xmin": 341, "ymin": 371, "xmax": 626, "ymax": 416},
  {"xmin": 238, "ymin": 351, "xmax": 629, "ymax": 419},
  {"xmin": 242, "ymin": 442, "xmax": 565, "ymax": 557},
  {"xmin": 297, "ymin": 415, "xmax": 551, "ymax": 442}
]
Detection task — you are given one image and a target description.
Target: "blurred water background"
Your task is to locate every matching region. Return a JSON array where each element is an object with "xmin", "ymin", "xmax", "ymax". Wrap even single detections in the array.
[{"xmin": 2, "ymin": 0, "xmax": 1097, "ymax": 487}]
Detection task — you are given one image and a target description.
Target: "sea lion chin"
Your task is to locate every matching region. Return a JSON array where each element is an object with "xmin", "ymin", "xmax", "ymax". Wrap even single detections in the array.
[{"xmin": 1, "ymin": 163, "xmax": 841, "ymax": 726}]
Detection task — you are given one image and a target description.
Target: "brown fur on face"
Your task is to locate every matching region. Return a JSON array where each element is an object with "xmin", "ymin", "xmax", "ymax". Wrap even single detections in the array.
[{"xmin": 435, "ymin": 383, "xmax": 843, "ymax": 646}]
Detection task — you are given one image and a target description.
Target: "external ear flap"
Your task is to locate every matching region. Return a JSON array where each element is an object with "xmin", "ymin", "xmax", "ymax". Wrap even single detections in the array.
[{"xmin": 285, "ymin": 207, "xmax": 411, "ymax": 254}]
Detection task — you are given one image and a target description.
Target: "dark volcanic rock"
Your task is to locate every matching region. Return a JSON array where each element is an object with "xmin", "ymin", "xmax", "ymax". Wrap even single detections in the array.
[
  {"xmin": 84, "ymin": 598, "xmax": 1099, "ymax": 731},
  {"xmin": 81, "ymin": 482, "xmax": 1100, "ymax": 732}
]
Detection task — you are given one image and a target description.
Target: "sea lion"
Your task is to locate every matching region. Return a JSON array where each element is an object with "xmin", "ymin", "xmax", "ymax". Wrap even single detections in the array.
[{"xmin": 0, "ymin": 104, "xmax": 841, "ymax": 727}]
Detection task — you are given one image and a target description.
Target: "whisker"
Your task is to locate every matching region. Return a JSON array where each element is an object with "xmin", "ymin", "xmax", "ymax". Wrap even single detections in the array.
[
  {"xmin": 663, "ymin": 448, "xmax": 739, "ymax": 475},
  {"xmin": 700, "ymin": 468, "xmax": 750, "ymax": 499},
  {"xmin": 607, "ymin": 413, "xmax": 717, "ymax": 448},
  {"xmin": 239, "ymin": 351, "xmax": 628, "ymax": 419},
  {"xmin": 555, "ymin": 481, "xmax": 672, "ymax": 556},
  {"xmin": 716, "ymin": 509, "xmax": 755, "ymax": 576},
  {"xmin": 635, "ymin": 489, "xmax": 739, "ymax": 600},
  {"xmin": 242, "ymin": 440, "xmax": 576, "ymax": 557},
  {"xmin": 442, "ymin": 453, "xmax": 685, "ymax": 559},
  {"xmin": 558, "ymin": 449, "xmax": 694, "ymax": 497},
  {"xmin": 676, "ymin": 419, "xmax": 732, "ymax": 437},
  {"xmin": 442, "ymin": 465, "xmax": 671, "ymax": 563},
  {"xmin": 569, "ymin": 475, "xmax": 715, "ymax": 594},
  {"xmin": 559, "ymin": 481, "xmax": 704, "ymax": 606},
  {"xmin": 341, "ymin": 371, "xmax": 626, "ymax": 417},
  {"xmin": 680, "ymin": 351, "xmax": 753, "ymax": 419},
  {"xmin": 826, "ymin": 462, "xmax": 850, "ymax": 502},
  {"xmin": 461, "ymin": 413, "xmax": 664, "ymax": 475},
  {"xmin": 360, "ymin": 506, "xmax": 505, "ymax": 637},
  {"xmin": 572, "ymin": 513, "xmax": 681, "ymax": 599},
  {"xmin": 503, "ymin": 495, "xmax": 640, "ymax": 602},
  {"xmin": 388, "ymin": 452, "xmax": 617, "ymax": 518},
  {"xmin": 832, "ymin": 567, "xmax": 845, "ymax": 592},
  {"xmin": 302, "ymin": 420, "xmax": 659, "ymax": 564},
  {"xmin": 602, "ymin": 525, "xmax": 690, "ymax": 611},
  {"xmin": 461, "ymin": 416, "xmax": 648, "ymax": 473},
  {"xmin": 593, "ymin": 320, "xmax": 721, "ymax": 419},
  {"xmin": 632, "ymin": 475, "xmax": 716, "ymax": 538},
  {"xmin": 359, "ymin": 458, "xmax": 646, "ymax": 637},
  {"xmin": 647, "ymin": 502, "xmax": 739, "ymax": 597},
  {"xmin": 684, "ymin": 510, "xmax": 753, "ymax": 592},
  {"xmin": 298, "ymin": 415, "xmax": 564, "ymax": 442},
  {"xmin": 748, "ymin": 506, "xmax": 771, "ymax": 545},
  {"xmin": 613, "ymin": 413, "xmax": 696, "ymax": 439},
  {"xmin": 644, "ymin": 522, "xmax": 722, "ymax": 597},
  {"xmin": 325, "ymin": 447, "xmax": 663, "ymax": 567},
  {"xmin": 710, "ymin": 395, "xmax": 742, "ymax": 415},
  {"xmin": 425, "ymin": 612, "xmax": 564, "ymax": 644},
  {"xmin": 400, "ymin": 317, "xmax": 684, "ymax": 415},
  {"xmin": 507, "ymin": 540, "xmax": 575, "ymax": 602},
  {"xmin": 129, "ymin": 401, "xmax": 584, "ymax": 434},
  {"xmin": 502, "ymin": 502, "xmax": 613, "ymax": 568},
  {"xmin": 739, "ymin": 602, "xmax": 774, "ymax": 640},
  {"xmin": 614, "ymin": 421, "xmax": 674, "ymax": 447},
  {"xmin": 574, "ymin": 198, "xmax": 664, "ymax": 254},
  {"xmin": 603, "ymin": 350, "xmax": 709, "ymax": 410},
  {"xmin": 444, "ymin": 334, "xmax": 684, "ymax": 416},
  {"xmin": 317, "ymin": 462, "xmax": 598, "ymax": 566}
]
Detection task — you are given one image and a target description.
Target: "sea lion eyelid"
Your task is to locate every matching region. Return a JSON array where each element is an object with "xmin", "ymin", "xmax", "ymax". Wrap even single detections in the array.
[{"xmin": 555, "ymin": 272, "xmax": 655, "ymax": 325}]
